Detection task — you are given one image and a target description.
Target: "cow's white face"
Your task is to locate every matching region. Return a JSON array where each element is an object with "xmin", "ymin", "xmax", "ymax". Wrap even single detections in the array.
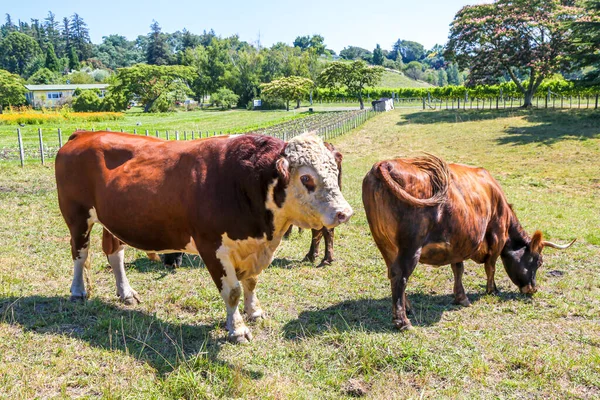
[{"xmin": 277, "ymin": 134, "xmax": 353, "ymax": 230}]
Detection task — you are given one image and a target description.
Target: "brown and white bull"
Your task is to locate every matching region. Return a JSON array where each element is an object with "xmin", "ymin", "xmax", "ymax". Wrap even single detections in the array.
[
  {"xmin": 55, "ymin": 131, "xmax": 352, "ymax": 342},
  {"xmin": 362, "ymin": 154, "xmax": 574, "ymax": 330}
]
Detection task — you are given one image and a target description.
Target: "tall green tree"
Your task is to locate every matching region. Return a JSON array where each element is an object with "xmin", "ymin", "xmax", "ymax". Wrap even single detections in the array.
[
  {"xmin": 68, "ymin": 46, "xmax": 80, "ymax": 71},
  {"xmin": 0, "ymin": 69, "xmax": 27, "ymax": 112},
  {"xmin": 69, "ymin": 13, "xmax": 92, "ymax": 61},
  {"xmin": 146, "ymin": 20, "xmax": 172, "ymax": 65},
  {"xmin": 392, "ymin": 40, "xmax": 425, "ymax": 63},
  {"xmin": 319, "ymin": 60, "xmax": 383, "ymax": 109},
  {"xmin": 260, "ymin": 76, "xmax": 314, "ymax": 110},
  {"xmin": 372, "ymin": 44, "xmax": 384, "ymax": 65},
  {"xmin": 45, "ymin": 43, "xmax": 60, "ymax": 72},
  {"xmin": 445, "ymin": 0, "xmax": 582, "ymax": 107},
  {"xmin": 94, "ymin": 35, "xmax": 144, "ymax": 70},
  {"xmin": 0, "ymin": 31, "xmax": 42, "ymax": 75},
  {"xmin": 44, "ymin": 12, "xmax": 62, "ymax": 56},
  {"xmin": 111, "ymin": 64, "xmax": 193, "ymax": 112}
]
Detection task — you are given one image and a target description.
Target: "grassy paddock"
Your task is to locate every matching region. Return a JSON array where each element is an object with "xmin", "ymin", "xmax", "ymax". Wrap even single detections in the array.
[
  {"xmin": 0, "ymin": 108, "xmax": 306, "ymax": 154},
  {"xmin": 0, "ymin": 108, "xmax": 598, "ymax": 398}
]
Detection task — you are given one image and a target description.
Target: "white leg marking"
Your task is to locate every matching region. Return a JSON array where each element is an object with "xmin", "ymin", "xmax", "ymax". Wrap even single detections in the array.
[
  {"xmin": 216, "ymin": 246, "xmax": 251, "ymax": 343},
  {"xmin": 107, "ymin": 245, "xmax": 140, "ymax": 305},
  {"xmin": 242, "ymin": 278, "xmax": 263, "ymax": 321},
  {"xmin": 70, "ymin": 247, "xmax": 89, "ymax": 300}
]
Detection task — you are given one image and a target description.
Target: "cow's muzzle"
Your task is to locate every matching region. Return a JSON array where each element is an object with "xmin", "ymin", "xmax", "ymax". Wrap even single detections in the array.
[
  {"xmin": 336, "ymin": 207, "xmax": 353, "ymax": 224},
  {"xmin": 520, "ymin": 284, "xmax": 537, "ymax": 295}
]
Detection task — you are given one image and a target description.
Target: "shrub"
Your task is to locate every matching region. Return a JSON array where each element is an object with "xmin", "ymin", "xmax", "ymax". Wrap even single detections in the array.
[
  {"xmin": 73, "ymin": 90, "xmax": 102, "ymax": 112},
  {"xmin": 211, "ymin": 87, "xmax": 239, "ymax": 109}
]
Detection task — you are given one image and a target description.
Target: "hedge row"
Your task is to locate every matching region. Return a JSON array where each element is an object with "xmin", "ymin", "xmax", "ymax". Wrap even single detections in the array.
[{"xmin": 313, "ymin": 80, "xmax": 600, "ymax": 101}]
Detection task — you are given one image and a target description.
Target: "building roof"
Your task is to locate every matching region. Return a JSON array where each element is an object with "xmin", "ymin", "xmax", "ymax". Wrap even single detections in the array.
[{"xmin": 24, "ymin": 84, "xmax": 109, "ymax": 91}]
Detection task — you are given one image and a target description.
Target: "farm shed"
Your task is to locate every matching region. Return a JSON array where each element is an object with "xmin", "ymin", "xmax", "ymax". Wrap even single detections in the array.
[{"xmin": 372, "ymin": 98, "xmax": 394, "ymax": 112}]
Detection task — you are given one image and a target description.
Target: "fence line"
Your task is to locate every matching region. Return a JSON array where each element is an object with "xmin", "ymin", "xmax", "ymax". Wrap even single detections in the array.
[{"xmin": 6, "ymin": 109, "xmax": 378, "ymax": 166}]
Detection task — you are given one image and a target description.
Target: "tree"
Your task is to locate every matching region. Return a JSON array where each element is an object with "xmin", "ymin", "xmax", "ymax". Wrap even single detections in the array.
[
  {"xmin": 211, "ymin": 87, "xmax": 240, "ymax": 109},
  {"xmin": 339, "ymin": 46, "xmax": 372, "ymax": 61},
  {"xmin": 0, "ymin": 69, "xmax": 27, "ymax": 112},
  {"xmin": 45, "ymin": 43, "xmax": 60, "ymax": 72},
  {"xmin": 404, "ymin": 61, "xmax": 424, "ymax": 80},
  {"xmin": 0, "ymin": 31, "xmax": 42, "ymax": 75},
  {"xmin": 68, "ymin": 46, "xmax": 80, "ymax": 71},
  {"xmin": 436, "ymin": 69, "xmax": 448, "ymax": 87},
  {"xmin": 319, "ymin": 60, "xmax": 383, "ymax": 109},
  {"xmin": 260, "ymin": 76, "xmax": 314, "ymax": 111},
  {"xmin": 27, "ymin": 67, "xmax": 58, "ymax": 84},
  {"xmin": 372, "ymin": 44, "xmax": 384, "ymax": 66},
  {"xmin": 571, "ymin": 0, "xmax": 600, "ymax": 85},
  {"xmin": 445, "ymin": 0, "xmax": 582, "ymax": 107},
  {"xmin": 146, "ymin": 20, "xmax": 172, "ymax": 65},
  {"xmin": 446, "ymin": 63, "xmax": 463, "ymax": 85},
  {"xmin": 293, "ymin": 35, "xmax": 326, "ymax": 55},
  {"xmin": 69, "ymin": 13, "xmax": 92, "ymax": 61},
  {"xmin": 392, "ymin": 40, "xmax": 425, "ymax": 63},
  {"xmin": 94, "ymin": 35, "xmax": 144, "ymax": 70},
  {"xmin": 44, "ymin": 12, "xmax": 62, "ymax": 56},
  {"xmin": 111, "ymin": 64, "xmax": 193, "ymax": 112},
  {"xmin": 73, "ymin": 89, "xmax": 102, "ymax": 111}
]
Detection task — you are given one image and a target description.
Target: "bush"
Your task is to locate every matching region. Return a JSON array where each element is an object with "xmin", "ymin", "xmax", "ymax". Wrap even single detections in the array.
[
  {"xmin": 73, "ymin": 90, "xmax": 102, "ymax": 112},
  {"xmin": 211, "ymin": 87, "xmax": 239, "ymax": 109}
]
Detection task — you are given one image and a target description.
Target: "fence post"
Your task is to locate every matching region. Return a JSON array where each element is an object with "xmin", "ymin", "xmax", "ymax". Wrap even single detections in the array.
[
  {"xmin": 184, "ymin": 131, "xmax": 187, "ymax": 140},
  {"xmin": 38, "ymin": 128, "xmax": 45, "ymax": 166},
  {"xmin": 175, "ymin": 131, "xmax": 179, "ymax": 140},
  {"xmin": 166, "ymin": 130, "xmax": 169, "ymax": 140},
  {"xmin": 422, "ymin": 97, "xmax": 426, "ymax": 110},
  {"xmin": 155, "ymin": 130, "xmax": 159, "ymax": 138},
  {"xmin": 134, "ymin": 129, "xmax": 137, "ymax": 134},
  {"xmin": 595, "ymin": 94, "xmax": 598, "ymax": 109},
  {"xmin": 145, "ymin": 130, "xmax": 149, "ymax": 136},
  {"xmin": 192, "ymin": 131, "xmax": 195, "ymax": 140},
  {"xmin": 17, "ymin": 128, "xmax": 25, "ymax": 168},
  {"xmin": 58, "ymin": 128, "xmax": 62, "ymax": 148},
  {"xmin": 546, "ymin": 88, "xmax": 550, "ymax": 109}
]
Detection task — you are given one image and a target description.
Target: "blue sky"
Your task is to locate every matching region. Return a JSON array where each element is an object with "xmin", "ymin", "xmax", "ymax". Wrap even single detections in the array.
[{"xmin": 4, "ymin": 0, "xmax": 489, "ymax": 53}]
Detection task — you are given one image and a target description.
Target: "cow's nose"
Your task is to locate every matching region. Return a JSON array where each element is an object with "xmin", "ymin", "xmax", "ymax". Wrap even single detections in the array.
[{"xmin": 336, "ymin": 208, "xmax": 353, "ymax": 224}]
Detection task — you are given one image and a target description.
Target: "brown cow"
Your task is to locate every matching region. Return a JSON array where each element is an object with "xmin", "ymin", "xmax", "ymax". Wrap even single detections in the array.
[
  {"xmin": 56, "ymin": 131, "xmax": 352, "ymax": 342},
  {"xmin": 284, "ymin": 142, "xmax": 344, "ymax": 267},
  {"xmin": 362, "ymin": 154, "xmax": 574, "ymax": 330}
]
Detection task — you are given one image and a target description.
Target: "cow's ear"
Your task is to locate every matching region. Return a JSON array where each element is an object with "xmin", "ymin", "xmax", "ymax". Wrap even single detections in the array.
[
  {"xmin": 276, "ymin": 158, "xmax": 290, "ymax": 185},
  {"xmin": 334, "ymin": 150, "xmax": 343, "ymax": 165},
  {"xmin": 530, "ymin": 230, "xmax": 544, "ymax": 254}
]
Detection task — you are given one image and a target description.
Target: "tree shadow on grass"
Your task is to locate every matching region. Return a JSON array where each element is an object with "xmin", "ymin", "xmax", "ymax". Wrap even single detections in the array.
[
  {"xmin": 0, "ymin": 295, "xmax": 262, "ymax": 380},
  {"xmin": 282, "ymin": 290, "xmax": 525, "ymax": 340},
  {"xmin": 395, "ymin": 108, "xmax": 600, "ymax": 146}
]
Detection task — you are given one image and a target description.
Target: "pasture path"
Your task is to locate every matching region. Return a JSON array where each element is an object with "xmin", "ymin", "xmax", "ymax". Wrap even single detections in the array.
[{"xmin": 0, "ymin": 108, "xmax": 598, "ymax": 398}]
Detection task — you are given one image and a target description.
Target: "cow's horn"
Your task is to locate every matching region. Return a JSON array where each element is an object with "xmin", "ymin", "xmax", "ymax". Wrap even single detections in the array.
[{"xmin": 542, "ymin": 238, "xmax": 576, "ymax": 250}]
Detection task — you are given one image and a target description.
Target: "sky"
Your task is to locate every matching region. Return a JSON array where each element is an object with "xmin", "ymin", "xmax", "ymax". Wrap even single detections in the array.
[{"xmin": 3, "ymin": 0, "xmax": 490, "ymax": 53}]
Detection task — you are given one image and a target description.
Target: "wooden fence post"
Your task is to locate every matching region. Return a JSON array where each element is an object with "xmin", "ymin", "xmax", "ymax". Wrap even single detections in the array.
[
  {"xmin": 58, "ymin": 128, "xmax": 62, "ymax": 148},
  {"xmin": 17, "ymin": 128, "xmax": 24, "ymax": 168},
  {"xmin": 175, "ymin": 131, "xmax": 179, "ymax": 140},
  {"xmin": 166, "ymin": 130, "xmax": 169, "ymax": 140},
  {"xmin": 38, "ymin": 128, "xmax": 44, "ymax": 166},
  {"xmin": 595, "ymin": 94, "xmax": 599, "ymax": 109},
  {"xmin": 155, "ymin": 130, "xmax": 159, "ymax": 138},
  {"xmin": 145, "ymin": 130, "xmax": 149, "ymax": 136}
]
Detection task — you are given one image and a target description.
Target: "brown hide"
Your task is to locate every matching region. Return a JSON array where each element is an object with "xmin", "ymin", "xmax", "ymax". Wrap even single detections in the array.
[{"xmin": 362, "ymin": 154, "xmax": 543, "ymax": 330}]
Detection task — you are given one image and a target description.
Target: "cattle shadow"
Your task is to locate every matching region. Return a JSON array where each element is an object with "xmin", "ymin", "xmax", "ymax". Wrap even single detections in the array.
[
  {"xmin": 0, "ymin": 295, "xmax": 262, "ymax": 379},
  {"xmin": 396, "ymin": 109, "xmax": 527, "ymax": 126},
  {"xmin": 282, "ymin": 290, "xmax": 525, "ymax": 340},
  {"xmin": 128, "ymin": 253, "xmax": 205, "ymax": 274}
]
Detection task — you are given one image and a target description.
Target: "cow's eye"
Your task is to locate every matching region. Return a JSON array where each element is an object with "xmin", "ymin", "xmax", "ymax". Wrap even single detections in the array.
[{"xmin": 300, "ymin": 174, "xmax": 316, "ymax": 192}]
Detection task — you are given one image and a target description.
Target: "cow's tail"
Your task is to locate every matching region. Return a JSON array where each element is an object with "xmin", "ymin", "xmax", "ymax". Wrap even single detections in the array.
[{"xmin": 376, "ymin": 154, "xmax": 449, "ymax": 207}]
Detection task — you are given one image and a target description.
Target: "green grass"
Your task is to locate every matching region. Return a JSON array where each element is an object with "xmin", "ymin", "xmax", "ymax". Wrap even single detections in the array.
[
  {"xmin": 0, "ymin": 108, "xmax": 307, "ymax": 157},
  {"xmin": 0, "ymin": 108, "xmax": 599, "ymax": 398},
  {"xmin": 377, "ymin": 69, "xmax": 433, "ymax": 88}
]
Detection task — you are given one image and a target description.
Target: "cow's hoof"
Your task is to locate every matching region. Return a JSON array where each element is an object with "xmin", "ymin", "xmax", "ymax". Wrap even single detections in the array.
[
  {"xmin": 454, "ymin": 297, "xmax": 471, "ymax": 307},
  {"xmin": 245, "ymin": 309, "xmax": 265, "ymax": 322},
  {"xmin": 120, "ymin": 290, "xmax": 141, "ymax": 305},
  {"xmin": 316, "ymin": 259, "xmax": 332, "ymax": 268},
  {"xmin": 228, "ymin": 327, "xmax": 253, "ymax": 344},
  {"xmin": 393, "ymin": 319, "xmax": 413, "ymax": 331},
  {"xmin": 302, "ymin": 254, "xmax": 316, "ymax": 263},
  {"xmin": 69, "ymin": 294, "xmax": 87, "ymax": 302}
]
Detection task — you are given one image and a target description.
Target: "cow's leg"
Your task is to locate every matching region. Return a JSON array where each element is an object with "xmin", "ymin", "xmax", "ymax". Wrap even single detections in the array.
[
  {"xmin": 203, "ymin": 247, "xmax": 251, "ymax": 343},
  {"xmin": 484, "ymin": 258, "xmax": 499, "ymax": 294},
  {"xmin": 319, "ymin": 228, "xmax": 335, "ymax": 267},
  {"xmin": 283, "ymin": 225, "xmax": 294, "ymax": 239},
  {"xmin": 67, "ymin": 210, "xmax": 93, "ymax": 301},
  {"xmin": 147, "ymin": 252, "xmax": 160, "ymax": 262},
  {"xmin": 162, "ymin": 252, "xmax": 183, "ymax": 269},
  {"xmin": 102, "ymin": 228, "xmax": 140, "ymax": 305},
  {"xmin": 241, "ymin": 276, "xmax": 264, "ymax": 321},
  {"xmin": 390, "ymin": 250, "xmax": 420, "ymax": 330},
  {"xmin": 451, "ymin": 262, "xmax": 470, "ymax": 306},
  {"xmin": 304, "ymin": 228, "xmax": 323, "ymax": 263}
]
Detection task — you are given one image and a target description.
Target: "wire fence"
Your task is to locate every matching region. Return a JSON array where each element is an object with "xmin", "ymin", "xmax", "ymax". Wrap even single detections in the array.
[{"xmin": 4, "ymin": 109, "xmax": 379, "ymax": 166}]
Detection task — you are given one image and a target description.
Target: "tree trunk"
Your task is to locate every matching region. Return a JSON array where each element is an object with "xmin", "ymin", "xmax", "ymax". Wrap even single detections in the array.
[
  {"xmin": 358, "ymin": 95, "xmax": 364, "ymax": 110},
  {"xmin": 144, "ymin": 98, "xmax": 158, "ymax": 113},
  {"xmin": 522, "ymin": 91, "xmax": 534, "ymax": 108},
  {"xmin": 296, "ymin": 99, "xmax": 300, "ymax": 109},
  {"xmin": 286, "ymin": 100, "xmax": 290, "ymax": 111}
]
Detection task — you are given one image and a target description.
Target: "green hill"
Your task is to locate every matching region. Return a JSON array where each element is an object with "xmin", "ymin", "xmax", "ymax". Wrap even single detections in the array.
[{"xmin": 377, "ymin": 69, "xmax": 433, "ymax": 88}]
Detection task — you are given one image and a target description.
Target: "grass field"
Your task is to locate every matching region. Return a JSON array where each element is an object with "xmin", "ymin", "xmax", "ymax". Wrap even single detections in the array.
[
  {"xmin": 0, "ymin": 108, "xmax": 599, "ymax": 398},
  {"xmin": 377, "ymin": 69, "xmax": 433, "ymax": 88},
  {"xmin": 0, "ymin": 108, "xmax": 306, "ymax": 154}
]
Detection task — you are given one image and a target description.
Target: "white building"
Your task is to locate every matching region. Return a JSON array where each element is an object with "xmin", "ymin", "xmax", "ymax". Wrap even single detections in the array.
[{"xmin": 24, "ymin": 84, "xmax": 109, "ymax": 108}]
